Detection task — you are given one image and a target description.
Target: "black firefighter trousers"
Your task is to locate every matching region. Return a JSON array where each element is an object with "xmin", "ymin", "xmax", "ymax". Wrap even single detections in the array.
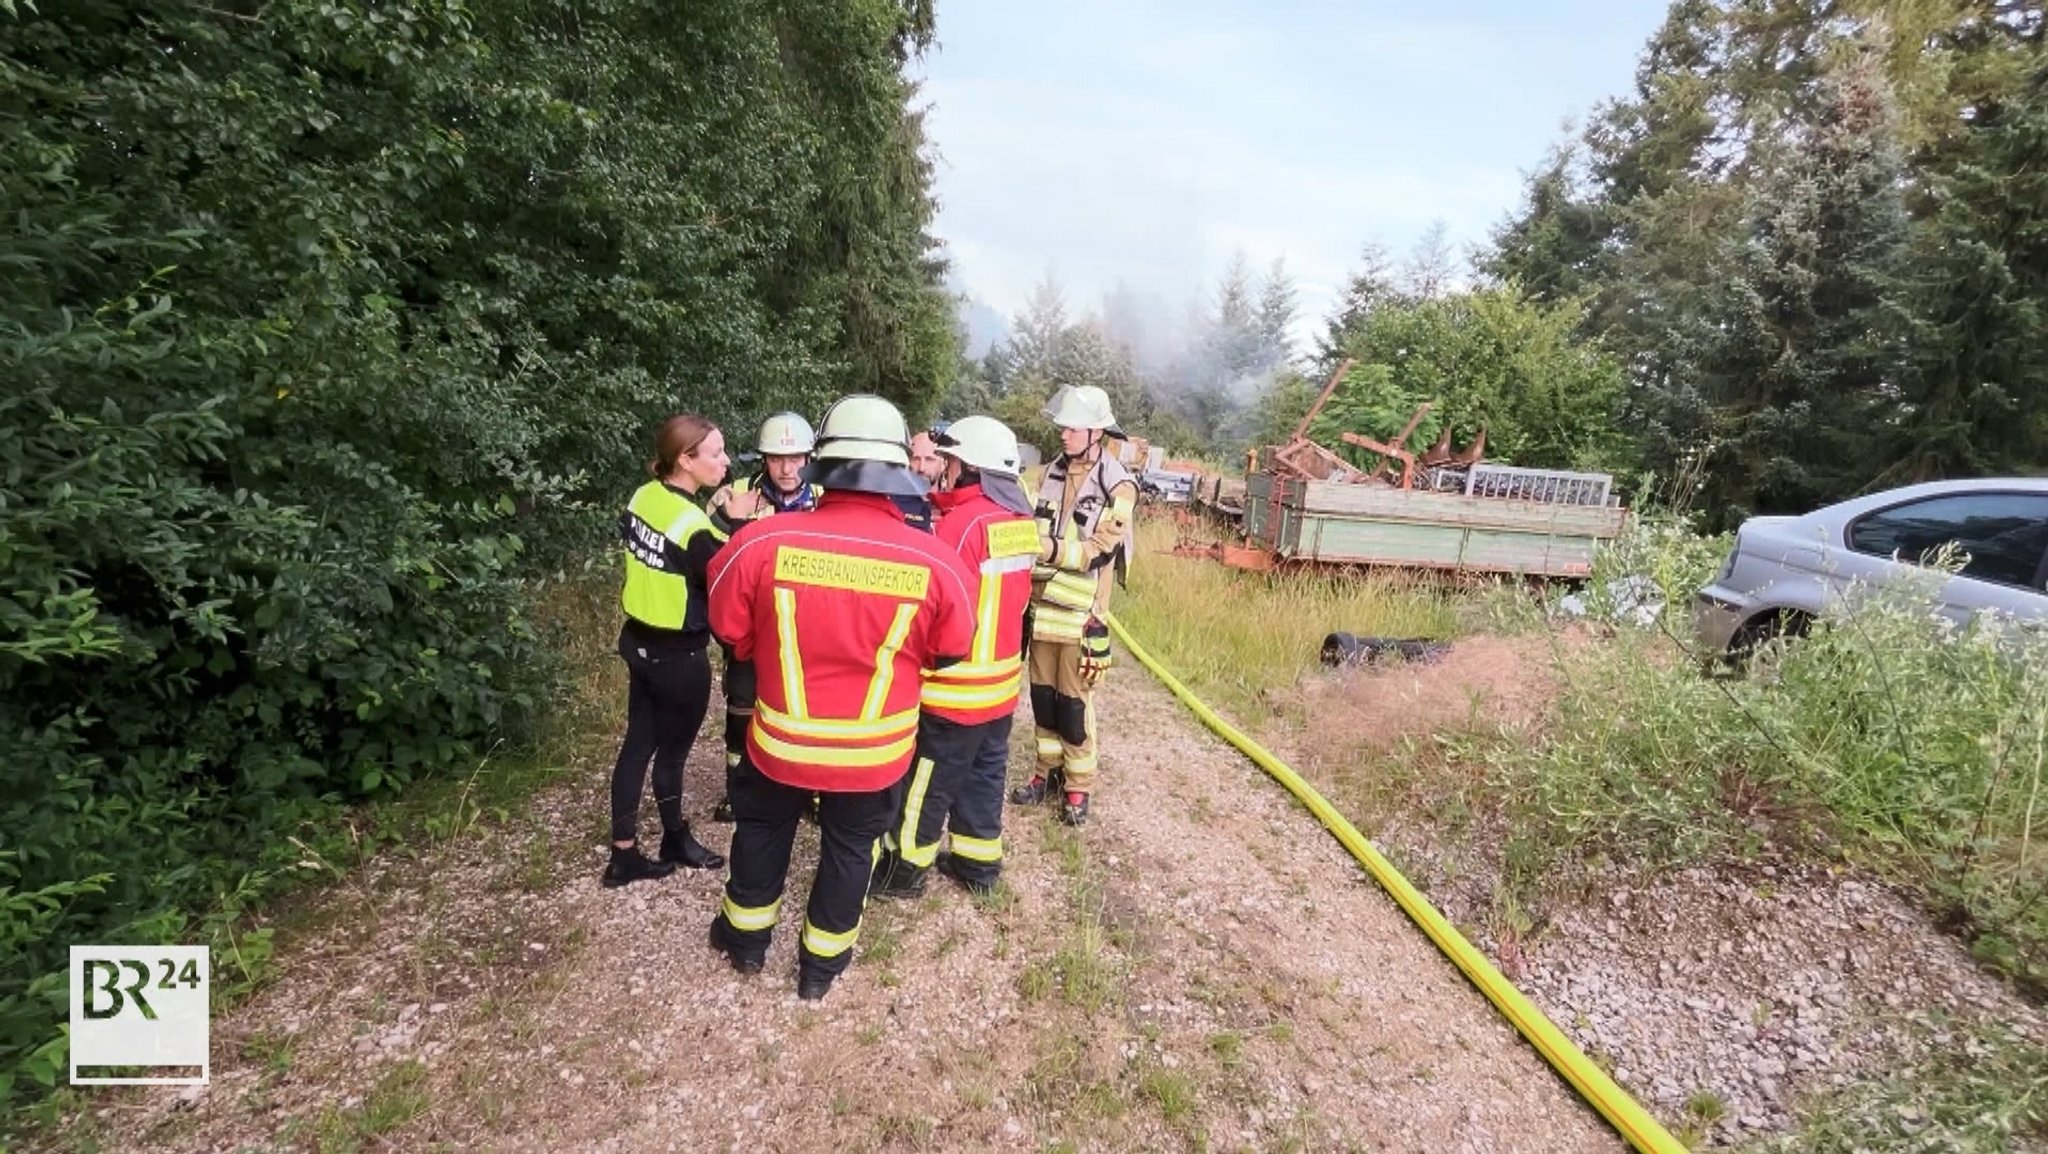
[
  {"xmin": 714, "ymin": 757, "xmax": 902, "ymax": 979},
  {"xmin": 881, "ymin": 712, "xmax": 1012, "ymax": 889}
]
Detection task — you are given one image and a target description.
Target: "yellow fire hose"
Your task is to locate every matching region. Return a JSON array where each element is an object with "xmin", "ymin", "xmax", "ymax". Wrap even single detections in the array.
[{"xmin": 1102, "ymin": 613, "xmax": 1688, "ymax": 1154}]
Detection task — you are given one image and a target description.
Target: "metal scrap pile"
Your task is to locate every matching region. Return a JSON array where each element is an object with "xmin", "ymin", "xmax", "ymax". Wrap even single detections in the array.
[
  {"xmin": 1263, "ymin": 358, "xmax": 1491, "ymax": 492},
  {"xmin": 1258, "ymin": 358, "xmax": 1616, "ymax": 510}
]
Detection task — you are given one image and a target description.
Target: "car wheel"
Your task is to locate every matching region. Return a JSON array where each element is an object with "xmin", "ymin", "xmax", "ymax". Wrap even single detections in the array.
[{"xmin": 1727, "ymin": 610, "xmax": 1813, "ymax": 668}]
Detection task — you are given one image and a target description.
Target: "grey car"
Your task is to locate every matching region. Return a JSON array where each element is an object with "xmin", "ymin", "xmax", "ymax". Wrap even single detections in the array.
[{"xmin": 1695, "ymin": 478, "xmax": 2048, "ymax": 658}]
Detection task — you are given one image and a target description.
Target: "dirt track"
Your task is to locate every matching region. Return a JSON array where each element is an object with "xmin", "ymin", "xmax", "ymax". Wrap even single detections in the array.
[{"xmin": 59, "ymin": 665, "xmax": 1618, "ymax": 1154}]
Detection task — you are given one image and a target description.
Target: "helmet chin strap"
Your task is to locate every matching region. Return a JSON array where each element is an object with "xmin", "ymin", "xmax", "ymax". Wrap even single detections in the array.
[{"xmin": 1059, "ymin": 430, "xmax": 1103, "ymax": 464}]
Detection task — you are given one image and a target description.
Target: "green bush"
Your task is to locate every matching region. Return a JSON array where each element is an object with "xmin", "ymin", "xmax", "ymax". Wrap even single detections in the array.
[
  {"xmin": 1, "ymin": 0, "xmax": 950, "ymax": 1110},
  {"xmin": 1498, "ymin": 519, "xmax": 2048, "ymax": 993}
]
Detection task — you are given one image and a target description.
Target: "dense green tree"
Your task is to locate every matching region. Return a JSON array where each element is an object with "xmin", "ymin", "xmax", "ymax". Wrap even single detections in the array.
[
  {"xmin": 1485, "ymin": 0, "xmax": 2048, "ymax": 524},
  {"xmin": 0, "ymin": 0, "xmax": 951, "ymax": 1104}
]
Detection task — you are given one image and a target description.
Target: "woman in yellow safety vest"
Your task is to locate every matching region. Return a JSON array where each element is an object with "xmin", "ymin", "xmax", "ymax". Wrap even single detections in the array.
[{"xmin": 605, "ymin": 414, "xmax": 760, "ymax": 887}]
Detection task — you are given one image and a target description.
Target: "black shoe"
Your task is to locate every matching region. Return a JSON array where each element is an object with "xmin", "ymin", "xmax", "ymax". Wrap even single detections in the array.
[
  {"xmin": 708, "ymin": 920, "xmax": 764, "ymax": 975},
  {"xmin": 711, "ymin": 795, "xmax": 734, "ymax": 823},
  {"xmin": 935, "ymin": 851, "xmax": 996, "ymax": 896},
  {"xmin": 797, "ymin": 971, "xmax": 834, "ymax": 1002},
  {"xmin": 659, "ymin": 823, "xmax": 725, "ymax": 871},
  {"xmin": 872, "ymin": 860, "xmax": 928, "ymax": 900},
  {"xmin": 601, "ymin": 845, "xmax": 676, "ymax": 888},
  {"xmin": 1059, "ymin": 791, "xmax": 1091, "ymax": 827}
]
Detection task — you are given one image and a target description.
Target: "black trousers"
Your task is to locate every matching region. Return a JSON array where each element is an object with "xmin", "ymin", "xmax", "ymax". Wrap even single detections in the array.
[
  {"xmin": 715, "ymin": 760, "xmax": 902, "ymax": 978},
  {"xmin": 886, "ymin": 712, "xmax": 1012, "ymax": 886},
  {"xmin": 720, "ymin": 647, "xmax": 757, "ymax": 794},
  {"xmin": 608, "ymin": 630, "xmax": 712, "ymax": 844}
]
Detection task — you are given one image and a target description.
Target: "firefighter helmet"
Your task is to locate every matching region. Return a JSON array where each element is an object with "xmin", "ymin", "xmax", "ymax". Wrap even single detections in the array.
[
  {"xmin": 934, "ymin": 415, "xmax": 1023, "ymax": 478},
  {"xmin": 814, "ymin": 395, "xmax": 911, "ymax": 465},
  {"xmin": 806, "ymin": 394, "xmax": 924, "ymax": 498},
  {"xmin": 1042, "ymin": 384, "xmax": 1126, "ymax": 439},
  {"xmin": 757, "ymin": 412, "xmax": 815, "ymax": 456}
]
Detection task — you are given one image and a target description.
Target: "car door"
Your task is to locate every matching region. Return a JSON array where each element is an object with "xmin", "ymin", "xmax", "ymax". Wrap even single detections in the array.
[{"xmin": 1839, "ymin": 491, "xmax": 2048, "ymax": 629}]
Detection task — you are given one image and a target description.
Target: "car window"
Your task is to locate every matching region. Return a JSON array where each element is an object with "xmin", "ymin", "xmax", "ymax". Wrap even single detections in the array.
[{"xmin": 1846, "ymin": 493, "xmax": 2048, "ymax": 589}]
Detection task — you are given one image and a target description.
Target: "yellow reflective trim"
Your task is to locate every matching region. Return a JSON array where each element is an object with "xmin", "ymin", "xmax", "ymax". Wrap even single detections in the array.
[
  {"xmin": 1042, "ymin": 571, "xmax": 1097, "ymax": 611},
  {"xmin": 802, "ymin": 918, "xmax": 860, "ymax": 958},
  {"xmin": 1063, "ymin": 751, "xmax": 1099, "ymax": 774},
  {"xmin": 861, "ymin": 603, "xmax": 920, "ymax": 720},
  {"xmin": 725, "ymin": 751, "xmax": 742, "ymax": 768},
  {"xmin": 919, "ymin": 670, "xmax": 1023, "ymax": 709},
  {"xmin": 774, "ymin": 547, "xmax": 930, "ymax": 599},
  {"xmin": 751, "ymin": 726, "xmax": 918, "ymax": 769},
  {"xmin": 948, "ymin": 833, "xmax": 1002, "ymax": 863},
  {"xmin": 1035, "ymin": 736, "xmax": 1063, "ymax": 757},
  {"xmin": 1053, "ymin": 537, "xmax": 1088, "ymax": 571},
  {"xmin": 897, "ymin": 756, "xmax": 938, "ymax": 868},
  {"xmin": 986, "ymin": 519, "xmax": 1041, "ymax": 558},
  {"xmin": 972, "ymin": 569, "xmax": 1003, "ymax": 664},
  {"xmin": 721, "ymin": 895, "xmax": 780, "ymax": 932},
  {"xmin": 1032, "ymin": 606, "xmax": 1088, "ymax": 642},
  {"xmin": 755, "ymin": 702, "xmax": 919, "ymax": 741},
  {"xmin": 773, "ymin": 588, "xmax": 808, "ymax": 717}
]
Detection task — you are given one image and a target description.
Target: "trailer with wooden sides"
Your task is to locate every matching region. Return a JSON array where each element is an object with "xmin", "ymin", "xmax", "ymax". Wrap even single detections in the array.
[
  {"xmin": 1238, "ymin": 464, "xmax": 1628, "ymax": 578},
  {"xmin": 1180, "ymin": 358, "xmax": 1630, "ymax": 578}
]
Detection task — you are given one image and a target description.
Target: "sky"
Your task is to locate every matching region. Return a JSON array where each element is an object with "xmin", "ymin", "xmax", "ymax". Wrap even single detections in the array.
[{"xmin": 913, "ymin": 0, "xmax": 1674, "ymax": 352}]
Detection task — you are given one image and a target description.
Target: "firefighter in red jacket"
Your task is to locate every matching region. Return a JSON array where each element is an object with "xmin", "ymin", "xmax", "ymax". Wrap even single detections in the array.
[
  {"xmin": 872, "ymin": 416, "xmax": 1038, "ymax": 898},
  {"xmin": 706, "ymin": 395, "xmax": 977, "ymax": 1001}
]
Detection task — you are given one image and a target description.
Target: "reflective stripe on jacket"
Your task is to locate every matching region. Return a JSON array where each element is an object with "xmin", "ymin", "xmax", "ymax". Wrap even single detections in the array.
[
  {"xmin": 707, "ymin": 492, "xmax": 977, "ymax": 792},
  {"xmin": 1030, "ymin": 450, "xmax": 1138, "ymax": 643},
  {"xmin": 620, "ymin": 480, "xmax": 725, "ymax": 639},
  {"xmin": 920, "ymin": 484, "xmax": 1036, "ymax": 724}
]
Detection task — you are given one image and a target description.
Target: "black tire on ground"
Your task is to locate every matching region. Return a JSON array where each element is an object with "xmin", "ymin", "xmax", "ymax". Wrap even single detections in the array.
[{"xmin": 1321, "ymin": 632, "xmax": 1361, "ymax": 667}]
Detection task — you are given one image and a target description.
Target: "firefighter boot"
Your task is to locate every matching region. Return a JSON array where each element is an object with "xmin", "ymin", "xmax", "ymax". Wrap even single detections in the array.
[
  {"xmin": 1009, "ymin": 766, "xmax": 1064, "ymax": 806},
  {"xmin": 708, "ymin": 918, "xmax": 765, "ymax": 975},
  {"xmin": 934, "ymin": 851, "xmax": 997, "ymax": 897},
  {"xmin": 871, "ymin": 852, "xmax": 928, "ymax": 900},
  {"xmin": 1059, "ymin": 791, "xmax": 1091, "ymax": 827},
  {"xmin": 797, "ymin": 967, "xmax": 834, "ymax": 1002},
  {"xmin": 658, "ymin": 822, "xmax": 725, "ymax": 871}
]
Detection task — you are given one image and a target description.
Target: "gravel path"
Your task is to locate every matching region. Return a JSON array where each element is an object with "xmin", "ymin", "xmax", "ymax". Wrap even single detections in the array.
[{"xmin": 62, "ymin": 660, "xmax": 1622, "ymax": 1154}]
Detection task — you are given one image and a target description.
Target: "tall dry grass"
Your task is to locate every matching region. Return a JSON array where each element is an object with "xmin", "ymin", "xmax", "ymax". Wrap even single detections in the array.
[{"xmin": 1111, "ymin": 514, "xmax": 1460, "ymax": 718}]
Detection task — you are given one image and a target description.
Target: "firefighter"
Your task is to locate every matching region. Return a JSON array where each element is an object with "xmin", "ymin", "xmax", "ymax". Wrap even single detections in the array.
[
  {"xmin": 603, "ymin": 414, "xmax": 749, "ymax": 887},
  {"xmin": 872, "ymin": 416, "xmax": 1038, "ymax": 898},
  {"xmin": 707, "ymin": 413, "xmax": 822, "ymax": 825},
  {"xmin": 891, "ymin": 422, "xmax": 945, "ymax": 532},
  {"xmin": 1011, "ymin": 384, "xmax": 1137, "ymax": 827},
  {"xmin": 907, "ymin": 425, "xmax": 947, "ymax": 486},
  {"xmin": 706, "ymin": 395, "xmax": 977, "ymax": 1001}
]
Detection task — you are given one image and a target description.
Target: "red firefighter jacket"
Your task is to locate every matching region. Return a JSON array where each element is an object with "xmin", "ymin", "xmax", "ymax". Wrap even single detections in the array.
[
  {"xmin": 707, "ymin": 492, "xmax": 977, "ymax": 792},
  {"xmin": 919, "ymin": 483, "xmax": 1037, "ymax": 725}
]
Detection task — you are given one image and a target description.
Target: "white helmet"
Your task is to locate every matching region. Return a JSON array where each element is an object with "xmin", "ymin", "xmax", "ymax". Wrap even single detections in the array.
[
  {"xmin": 935, "ymin": 415, "xmax": 1023, "ymax": 477},
  {"xmin": 1042, "ymin": 384, "xmax": 1126, "ymax": 439},
  {"xmin": 812, "ymin": 394, "xmax": 911, "ymax": 466},
  {"xmin": 757, "ymin": 412, "xmax": 815, "ymax": 456}
]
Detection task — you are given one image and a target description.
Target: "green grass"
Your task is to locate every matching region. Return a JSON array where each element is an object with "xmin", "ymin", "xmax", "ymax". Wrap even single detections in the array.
[
  {"xmin": 1737, "ymin": 1021, "xmax": 2048, "ymax": 1154},
  {"xmin": 1118, "ymin": 503, "xmax": 2048, "ymax": 1146},
  {"xmin": 311, "ymin": 1060, "xmax": 432, "ymax": 1154},
  {"xmin": 1114, "ymin": 516, "xmax": 1461, "ymax": 717}
]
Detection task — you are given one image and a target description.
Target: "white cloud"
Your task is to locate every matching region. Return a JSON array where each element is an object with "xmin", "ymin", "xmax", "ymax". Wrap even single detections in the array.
[{"xmin": 921, "ymin": 1, "xmax": 1667, "ymax": 347}]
